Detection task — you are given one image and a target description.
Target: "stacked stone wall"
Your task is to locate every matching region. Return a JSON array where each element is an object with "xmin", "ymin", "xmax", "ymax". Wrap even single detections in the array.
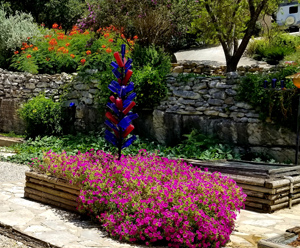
[
  {"xmin": 171, "ymin": 61, "xmax": 283, "ymax": 76},
  {"xmin": 0, "ymin": 67, "xmax": 297, "ymax": 163},
  {"xmin": 0, "ymin": 68, "xmax": 103, "ymax": 133}
]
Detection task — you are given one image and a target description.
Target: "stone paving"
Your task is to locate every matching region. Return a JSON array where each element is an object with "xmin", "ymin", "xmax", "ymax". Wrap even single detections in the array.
[
  {"xmin": 0, "ymin": 172, "xmax": 300, "ymax": 247},
  {"xmin": 0, "ymin": 180, "xmax": 157, "ymax": 248}
]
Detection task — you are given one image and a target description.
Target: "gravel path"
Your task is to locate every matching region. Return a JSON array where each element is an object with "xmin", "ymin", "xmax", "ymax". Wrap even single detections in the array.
[{"xmin": 0, "ymin": 161, "xmax": 29, "ymax": 182}]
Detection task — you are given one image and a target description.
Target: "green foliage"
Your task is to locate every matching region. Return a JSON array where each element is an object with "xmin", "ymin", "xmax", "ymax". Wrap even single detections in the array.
[
  {"xmin": 9, "ymin": 25, "xmax": 171, "ymax": 110},
  {"xmin": 2, "ymin": 0, "xmax": 85, "ymax": 31},
  {"xmin": 162, "ymin": 130, "xmax": 240, "ymax": 160},
  {"xmin": 77, "ymin": 0, "xmax": 193, "ymax": 52},
  {"xmin": 0, "ymin": 131, "xmax": 24, "ymax": 138},
  {"xmin": 247, "ymin": 33, "xmax": 300, "ymax": 64},
  {"xmin": 238, "ymin": 66, "xmax": 299, "ymax": 129},
  {"xmin": 2, "ymin": 129, "xmax": 240, "ymax": 165},
  {"xmin": 0, "ymin": 7, "xmax": 41, "ymax": 68},
  {"xmin": 131, "ymin": 45, "xmax": 171, "ymax": 108},
  {"xmin": 18, "ymin": 94, "xmax": 63, "ymax": 138},
  {"xmin": 189, "ymin": 0, "xmax": 281, "ymax": 72},
  {"xmin": 0, "ymin": 7, "xmax": 40, "ymax": 51}
]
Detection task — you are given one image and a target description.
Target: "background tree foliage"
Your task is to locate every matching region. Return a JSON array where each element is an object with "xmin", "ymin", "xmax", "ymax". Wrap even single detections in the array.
[
  {"xmin": 77, "ymin": 0, "xmax": 194, "ymax": 53},
  {"xmin": 190, "ymin": 0, "xmax": 281, "ymax": 72},
  {"xmin": 0, "ymin": 0, "xmax": 85, "ymax": 31}
]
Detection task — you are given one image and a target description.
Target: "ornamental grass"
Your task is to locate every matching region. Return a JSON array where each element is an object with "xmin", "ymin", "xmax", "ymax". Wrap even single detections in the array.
[{"xmin": 31, "ymin": 149, "xmax": 246, "ymax": 248}]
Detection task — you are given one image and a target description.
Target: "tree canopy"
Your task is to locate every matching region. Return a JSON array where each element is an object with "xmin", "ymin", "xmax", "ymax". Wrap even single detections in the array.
[{"xmin": 190, "ymin": 0, "xmax": 281, "ymax": 72}]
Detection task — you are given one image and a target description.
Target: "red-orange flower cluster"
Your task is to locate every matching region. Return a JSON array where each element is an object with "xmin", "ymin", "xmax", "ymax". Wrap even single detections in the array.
[
  {"xmin": 33, "ymin": 47, "xmax": 38, "ymax": 51},
  {"xmin": 14, "ymin": 51, "xmax": 19, "ymax": 55},
  {"xmin": 49, "ymin": 38, "xmax": 58, "ymax": 46},
  {"xmin": 86, "ymin": 50, "xmax": 91, "ymax": 55},
  {"xmin": 106, "ymin": 48, "xmax": 112, "ymax": 53},
  {"xmin": 52, "ymin": 23, "xmax": 59, "ymax": 29},
  {"xmin": 57, "ymin": 47, "xmax": 68, "ymax": 53},
  {"xmin": 57, "ymin": 33, "xmax": 65, "ymax": 40},
  {"xmin": 108, "ymin": 38, "xmax": 114, "ymax": 43},
  {"xmin": 26, "ymin": 54, "xmax": 31, "ymax": 59},
  {"xmin": 70, "ymin": 54, "xmax": 75, "ymax": 59},
  {"xmin": 80, "ymin": 58, "xmax": 86, "ymax": 65}
]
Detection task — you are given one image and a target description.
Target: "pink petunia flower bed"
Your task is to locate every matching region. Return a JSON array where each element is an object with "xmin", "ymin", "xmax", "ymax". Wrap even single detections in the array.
[{"xmin": 32, "ymin": 149, "xmax": 246, "ymax": 248}]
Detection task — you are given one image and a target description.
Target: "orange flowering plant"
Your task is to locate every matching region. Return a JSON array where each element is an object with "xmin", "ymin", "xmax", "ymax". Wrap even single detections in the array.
[
  {"xmin": 10, "ymin": 23, "xmax": 170, "ymax": 109},
  {"xmin": 10, "ymin": 24, "xmax": 136, "ymax": 75}
]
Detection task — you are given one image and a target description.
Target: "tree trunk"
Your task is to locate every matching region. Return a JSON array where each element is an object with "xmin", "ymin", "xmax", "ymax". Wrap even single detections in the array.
[
  {"xmin": 226, "ymin": 57, "xmax": 240, "ymax": 72},
  {"xmin": 224, "ymin": 37, "xmax": 251, "ymax": 72}
]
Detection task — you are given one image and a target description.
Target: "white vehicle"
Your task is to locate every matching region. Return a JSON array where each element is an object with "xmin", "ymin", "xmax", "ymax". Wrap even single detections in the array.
[{"xmin": 276, "ymin": 1, "xmax": 300, "ymax": 28}]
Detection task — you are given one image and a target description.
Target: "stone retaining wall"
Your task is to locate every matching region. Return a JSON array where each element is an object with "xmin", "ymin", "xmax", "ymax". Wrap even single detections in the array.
[
  {"xmin": 135, "ymin": 72, "xmax": 297, "ymax": 163},
  {"xmin": 0, "ymin": 68, "xmax": 103, "ymax": 133},
  {"xmin": 171, "ymin": 61, "xmax": 283, "ymax": 76},
  {"xmin": 0, "ymin": 67, "xmax": 297, "ymax": 163}
]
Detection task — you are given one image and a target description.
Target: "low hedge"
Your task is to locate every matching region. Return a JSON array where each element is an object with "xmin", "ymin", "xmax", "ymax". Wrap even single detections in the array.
[{"xmin": 31, "ymin": 149, "xmax": 246, "ymax": 248}]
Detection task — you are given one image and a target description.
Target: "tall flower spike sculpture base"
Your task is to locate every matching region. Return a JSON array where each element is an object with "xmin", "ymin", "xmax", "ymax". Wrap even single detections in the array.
[{"xmin": 104, "ymin": 44, "xmax": 138, "ymax": 160}]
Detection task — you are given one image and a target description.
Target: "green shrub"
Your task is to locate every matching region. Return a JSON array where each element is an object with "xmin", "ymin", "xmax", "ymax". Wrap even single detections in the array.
[
  {"xmin": 18, "ymin": 94, "xmax": 63, "ymax": 138},
  {"xmin": 0, "ymin": 7, "xmax": 41, "ymax": 68},
  {"xmin": 131, "ymin": 45, "xmax": 171, "ymax": 108},
  {"xmin": 247, "ymin": 33, "xmax": 300, "ymax": 64},
  {"xmin": 10, "ymin": 26, "xmax": 134, "ymax": 74},
  {"xmin": 238, "ymin": 66, "xmax": 299, "ymax": 129}
]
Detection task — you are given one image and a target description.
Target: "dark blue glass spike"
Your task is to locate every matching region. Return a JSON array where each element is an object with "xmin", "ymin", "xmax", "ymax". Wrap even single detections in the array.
[
  {"xmin": 125, "ymin": 58, "xmax": 132, "ymax": 68},
  {"xmin": 127, "ymin": 112, "xmax": 139, "ymax": 121},
  {"xmin": 121, "ymin": 44, "xmax": 126, "ymax": 59},
  {"xmin": 123, "ymin": 92, "xmax": 137, "ymax": 107},
  {"xmin": 105, "ymin": 130, "xmax": 118, "ymax": 145},
  {"xmin": 272, "ymin": 78, "xmax": 276, "ymax": 88},
  {"xmin": 121, "ymin": 86, "xmax": 126, "ymax": 98},
  {"xmin": 107, "ymin": 102, "xmax": 120, "ymax": 115},
  {"xmin": 118, "ymin": 116, "xmax": 131, "ymax": 130},
  {"xmin": 125, "ymin": 82, "xmax": 134, "ymax": 94},
  {"xmin": 122, "ymin": 135, "xmax": 137, "ymax": 149},
  {"xmin": 110, "ymin": 61, "xmax": 119, "ymax": 69},
  {"xmin": 105, "ymin": 129, "xmax": 116, "ymax": 139},
  {"xmin": 123, "ymin": 100, "xmax": 130, "ymax": 108},
  {"xmin": 108, "ymin": 84, "xmax": 120, "ymax": 95},
  {"xmin": 69, "ymin": 102, "xmax": 75, "ymax": 107},
  {"xmin": 125, "ymin": 92, "xmax": 136, "ymax": 101},
  {"xmin": 105, "ymin": 135, "xmax": 117, "ymax": 147},
  {"xmin": 105, "ymin": 119, "xmax": 118, "ymax": 131},
  {"xmin": 112, "ymin": 68, "xmax": 121, "ymax": 79},
  {"xmin": 125, "ymin": 66, "xmax": 133, "ymax": 74},
  {"xmin": 111, "ymin": 80, "xmax": 121, "ymax": 90}
]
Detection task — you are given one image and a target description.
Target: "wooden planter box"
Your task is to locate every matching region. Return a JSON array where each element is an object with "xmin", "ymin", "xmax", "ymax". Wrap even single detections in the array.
[
  {"xmin": 186, "ymin": 159, "xmax": 300, "ymax": 213},
  {"xmin": 24, "ymin": 171, "xmax": 80, "ymax": 212}
]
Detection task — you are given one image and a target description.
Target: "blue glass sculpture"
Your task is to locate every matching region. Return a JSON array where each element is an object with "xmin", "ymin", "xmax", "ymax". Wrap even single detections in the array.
[{"xmin": 104, "ymin": 44, "xmax": 138, "ymax": 159}]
